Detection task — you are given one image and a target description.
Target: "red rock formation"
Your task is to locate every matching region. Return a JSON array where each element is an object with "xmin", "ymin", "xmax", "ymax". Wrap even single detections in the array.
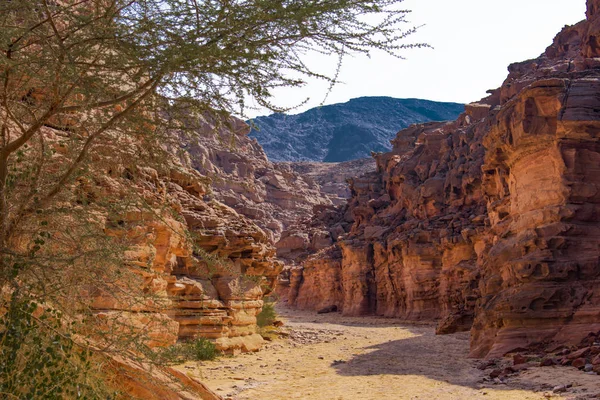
[
  {"xmin": 177, "ymin": 114, "xmax": 332, "ymax": 242},
  {"xmin": 28, "ymin": 116, "xmax": 284, "ymax": 355},
  {"xmin": 100, "ymin": 141, "xmax": 283, "ymax": 354},
  {"xmin": 289, "ymin": 0, "xmax": 600, "ymax": 358},
  {"xmin": 288, "ymin": 117, "xmax": 488, "ymax": 331},
  {"xmin": 283, "ymin": 158, "xmax": 377, "ymax": 205},
  {"xmin": 470, "ymin": 0, "xmax": 600, "ymax": 357},
  {"xmin": 107, "ymin": 355, "xmax": 221, "ymax": 400}
]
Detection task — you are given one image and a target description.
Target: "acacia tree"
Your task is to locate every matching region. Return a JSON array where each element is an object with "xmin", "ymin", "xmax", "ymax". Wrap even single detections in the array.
[
  {"xmin": 0, "ymin": 0, "xmax": 423, "ymax": 396},
  {"xmin": 0, "ymin": 0, "xmax": 424, "ymax": 246}
]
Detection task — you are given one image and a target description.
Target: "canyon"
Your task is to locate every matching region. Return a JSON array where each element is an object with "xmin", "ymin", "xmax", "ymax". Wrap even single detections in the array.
[
  {"xmin": 283, "ymin": 0, "xmax": 600, "ymax": 361},
  {"xmin": 113, "ymin": 1, "xmax": 600, "ymax": 394},
  {"xmin": 3, "ymin": 1, "xmax": 600, "ymax": 399}
]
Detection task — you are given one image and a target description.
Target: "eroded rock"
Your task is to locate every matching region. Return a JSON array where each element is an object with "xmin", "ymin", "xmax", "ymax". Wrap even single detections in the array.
[{"xmin": 287, "ymin": 0, "xmax": 600, "ymax": 359}]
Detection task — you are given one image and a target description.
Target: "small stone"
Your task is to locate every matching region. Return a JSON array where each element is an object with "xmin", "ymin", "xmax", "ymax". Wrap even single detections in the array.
[
  {"xmin": 489, "ymin": 369, "xmax": 502, "ymax": 379},
  {"xmin": 540, "ymin": 358, "xmax": 556, "ymax": 367},
  {"xmin": 567, "ymin": 347, "xmax": 590, "ymax": 360},
  {"xmin": 318, "ymin": 356, "xmax": 324, "ymax": 360},
  {"xmin": 513, "ymin": 354, "xmax": 527, "ymax": 365},
  {"xmin": 552, "ymin": 385, "xmax": 568, "ymax": 393},
  {"xmin": 572, "ymin": 358, "xmax": 587, "ymax": 369},
  {"xmin": 512, "ymin": 362, "xmax": 533, "ymax": 372},
  {"xmin": 585, "ymin": 363, "xmax": 594, "ymax": 372}
]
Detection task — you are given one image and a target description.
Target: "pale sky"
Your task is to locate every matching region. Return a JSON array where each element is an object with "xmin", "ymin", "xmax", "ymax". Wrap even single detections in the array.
[{"xmin": 247, "ymin": 0, "xmax": 587, "ymax": 117}]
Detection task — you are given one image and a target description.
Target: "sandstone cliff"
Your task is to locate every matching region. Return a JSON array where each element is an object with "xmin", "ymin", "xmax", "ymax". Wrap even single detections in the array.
[
  {"xmin": 5, "ymin": 119, "xmax": 286, "ymax": 397},
  {"xmin": 287, "ymin": 0, "xmax": 600, "ymax": 359},
  {"xmin": 176, "ymin": 113, "xmax": 332, "ymax": 242},
  {"xmin": 77, "ymin": 118, "xmax": 287, "ymax": 355},
  {"xmin": 283, "ymin": 158, "xmax": 377, "ymax": 205}
]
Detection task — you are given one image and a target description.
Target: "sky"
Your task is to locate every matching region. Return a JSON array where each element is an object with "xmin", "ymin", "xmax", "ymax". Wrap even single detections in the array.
[{"xmin": 246, "ymin": 0, "xmax": 587, "ymax": 117}]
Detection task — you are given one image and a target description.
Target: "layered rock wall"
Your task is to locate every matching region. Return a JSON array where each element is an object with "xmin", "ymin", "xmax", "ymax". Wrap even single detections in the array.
[
  {"xmin": 288, "ymin": 1, "xmax": 600, "ymax": 358},
  {"xmin": 288, "ymin": 116, "xmax": 488, "ymax": 333},
  {"xmin": 179, "ymin": 115, "xmax": 331, "ymax": 242},
  {"xmin": 67, "ymin": 121, "xmax": 285, "ymax": 354},
  {"xmin": 472, "ymin": 70, "xmax": 600, "ymax": 357}
]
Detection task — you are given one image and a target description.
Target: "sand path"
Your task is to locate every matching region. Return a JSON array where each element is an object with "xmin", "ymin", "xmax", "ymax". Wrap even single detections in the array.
[{"xmin": 177, "ymin": 306, "xmax": 600, "ymax": 400}]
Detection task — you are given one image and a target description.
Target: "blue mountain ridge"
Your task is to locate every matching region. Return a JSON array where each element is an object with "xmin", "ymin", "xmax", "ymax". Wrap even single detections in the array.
[{"xmin": 248, "ymin": 97, "xmax": 464, "ymax": 163}]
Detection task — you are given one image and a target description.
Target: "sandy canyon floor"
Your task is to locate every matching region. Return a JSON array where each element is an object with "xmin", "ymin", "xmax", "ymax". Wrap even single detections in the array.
[{"xmin": 176, "ymin": 306, "xmax": 600, "ymax": 400}]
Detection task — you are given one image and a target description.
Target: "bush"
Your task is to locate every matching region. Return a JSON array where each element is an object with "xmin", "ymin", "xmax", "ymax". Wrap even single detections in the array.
[
  {"xmin": 155, "ymin": 338, "xmax": 218, "ymax": 364},
  {"xmin": 0, "ymin": 294, "xmax": 113, "ymax": 399},
  {"xmin": 256, "ymin": 302, "xmax": 277, "ymax": 328},
  {"xmin": 187, "ymin": 338, "xmax": 218, "ymax": 361}
]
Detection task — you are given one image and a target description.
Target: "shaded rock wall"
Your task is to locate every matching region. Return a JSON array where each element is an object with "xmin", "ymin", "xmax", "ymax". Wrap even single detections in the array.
[
  {"xmin": 288, "ymin": 1, "xmax": 600, "ymax": 358},
  {"xmin": 178, "ymin": 114, "xmax": 332, "ymax": 242},
  {"xmin": 67, "ymin": 119, "xmax": 285, "ymax": 354}
]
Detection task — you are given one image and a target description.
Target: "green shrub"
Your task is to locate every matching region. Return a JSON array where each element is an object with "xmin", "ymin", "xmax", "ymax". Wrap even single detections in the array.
[
  {"xmin": 187, "ymin": 337, "xmax": 218, "ymax": 361},
  {"xmin": 0, "ymin": 294, "xmax": 113, "ymax": 399},
  {"xmin": 256, "ymin": 302, "xmax": 277, "ymax": 328},
  {"xmin": 155, "ymin": 338, "xmax": 218, "ymax": 364}
]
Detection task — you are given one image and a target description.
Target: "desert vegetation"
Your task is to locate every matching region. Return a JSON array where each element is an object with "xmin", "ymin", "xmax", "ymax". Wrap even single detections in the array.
[{"xmin": 0, "ymin": 0, "xmax": 423, "ymax": 396}]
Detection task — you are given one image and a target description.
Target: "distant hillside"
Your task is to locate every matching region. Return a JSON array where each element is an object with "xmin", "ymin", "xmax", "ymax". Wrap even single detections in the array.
[{"xmin": 248, "ymin": 97, "xmax": 464, "ymax": 162}]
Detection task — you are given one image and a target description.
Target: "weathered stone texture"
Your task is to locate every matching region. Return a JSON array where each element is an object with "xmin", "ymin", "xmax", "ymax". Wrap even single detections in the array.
[
  {"xmin": 288, "ymin": 1, "xmax": 600, "ymax": 358},
  {"xmin": 178, "ymin": 114, "xmax": 332, "ymax": 243},
  {"xmin": 75, "ymin": 117, "xmax": 285, "ymax": 355}
]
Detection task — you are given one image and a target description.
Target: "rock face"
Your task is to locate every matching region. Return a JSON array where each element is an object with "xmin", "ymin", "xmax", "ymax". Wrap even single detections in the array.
[
  {"xmin": 287, "ymin": 1, "xmax": 600, "ymax": 359},
  {"xmin": 285, "ymin": 118, "xmax": 487, "ymax": 334},
  {"xmin": 471, "ymin": 9, "xmax": 600, "ymax": 357},
  {"xmin": 282, "ymin": 158, "xmax": 377, "ymax": 205},
  {"xmin": 249, "ymin": 97, "xmax": 464, "ymax": 162},
  {"xmin": 49, "ymin": 115, "xmax": 287, "ymax": 355},
  {"xmin": 179, "ymin": 114, "xmax": 332, "ymax": 242}
]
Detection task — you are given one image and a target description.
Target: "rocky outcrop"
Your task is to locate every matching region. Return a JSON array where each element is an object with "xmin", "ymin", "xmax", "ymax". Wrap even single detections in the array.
[
  {"xmin": 44, "ymin": 115, "xmax": 285, "ymax": 355},
  {"xmin": 286, "ymin": 116, "xmax": 488, "ymax": 334},
  {"xmin": 471, "ymin": 11, "xmax": 600, "ymax": 357},
  {"xmin": 282, "ymin": 158, "xmax": 377, "ymax": 205},
  {"xmin": 288, "ymin": 1, "xmax": 600, "ymax": 358},
  {"xmin": 178, "ymin": 114, "xmax": 332, "ymax": 242},
  {"xmin": 107, "ymin": 355, "xmax": 221, "ymax": 400},
  {"xmin": 249, "ymin": 97, "xmax": 464, "ymax": 162}
]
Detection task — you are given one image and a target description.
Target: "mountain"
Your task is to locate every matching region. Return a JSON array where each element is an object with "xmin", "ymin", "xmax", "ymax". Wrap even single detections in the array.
[{"xmin": 248, "ymin": 97, "xmax": 464, "ymax": 162}]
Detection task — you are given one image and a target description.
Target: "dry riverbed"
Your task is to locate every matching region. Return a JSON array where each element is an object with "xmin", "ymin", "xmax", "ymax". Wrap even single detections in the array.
[{"xmin": 176, "ymin": 307, "xmax": 600, "ymax": 400}]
